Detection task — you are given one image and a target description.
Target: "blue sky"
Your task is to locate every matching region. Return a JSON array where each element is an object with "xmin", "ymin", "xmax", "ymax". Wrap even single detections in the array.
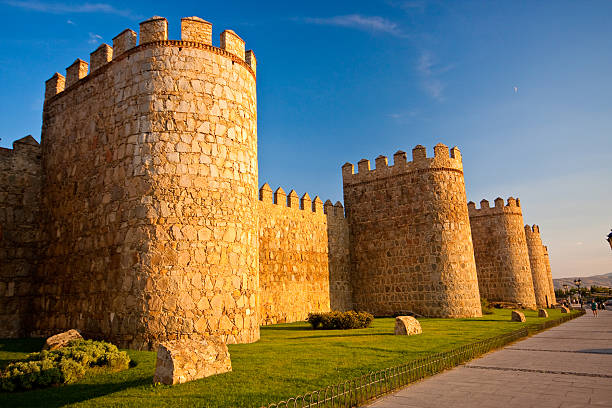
[{"xmin": 1, "ymin": 1, "xmax": 610, "ymax": 279}]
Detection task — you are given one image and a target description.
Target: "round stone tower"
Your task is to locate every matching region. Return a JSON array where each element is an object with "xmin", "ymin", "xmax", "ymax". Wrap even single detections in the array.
[
  {"xmin": 139, "ymin": 17, "xmax": 259, "ymax": 346},
  {"xmin": 524, "ymin": 225, "xmax": 550, "ymax": 307},
  {"xmin": 542, "ymin": 245, "xmax": 556, "ymax": 305},
  {"xmin": 38, "ymin": 16, "xmax": 258, "ymax": 349},
  {"xmin": 468, "ymin": 197, "xmax": 537, "ymax": 308},
  {"xmin": 342, "ymin": 143, "xmax": 482, "ymax": 318}
]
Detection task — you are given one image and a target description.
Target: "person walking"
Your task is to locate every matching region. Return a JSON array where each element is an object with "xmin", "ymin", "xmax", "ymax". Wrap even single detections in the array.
[{"xmin": 591, "ymin": 300, "xmax": 598, "ymax": 317}]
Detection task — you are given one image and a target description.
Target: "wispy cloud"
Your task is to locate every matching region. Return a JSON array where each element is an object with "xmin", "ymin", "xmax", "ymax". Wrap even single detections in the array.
[
  {"xmin": 88, "ymin": 32, "xmax": 102, "ymax": 44},
  {"xmin": 303, "ymin": 14, "xmax": 404, "ymax": 37},
  {"xmin": 66, "ymin": 19, "xmax": 75, "ymax": 25},
  {"xmin": 416, "ymin": 51, "xmax": 453, "ymax": 101},
  {"xmin": 387, "ymin": 110, "xmax": 420, "ymax": 123},
  {"xmin": 4, "ymin": 1, "xmax": 139, "ymax": 18}
]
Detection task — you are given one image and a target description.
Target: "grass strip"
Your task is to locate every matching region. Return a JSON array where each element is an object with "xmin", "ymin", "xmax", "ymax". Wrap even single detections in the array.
[{"xmin": 0, "ymin": 308, "xmax": 583, "ymax": 408}]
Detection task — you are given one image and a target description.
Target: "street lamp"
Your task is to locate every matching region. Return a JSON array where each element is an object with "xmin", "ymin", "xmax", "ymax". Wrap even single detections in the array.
[
  {"xmin": 563, "ymin": 284, "xmax": 569, "ymax": 303},
  {"xmin": 574, "ymin": 278, "xmax": 582, "ymax": 307}
]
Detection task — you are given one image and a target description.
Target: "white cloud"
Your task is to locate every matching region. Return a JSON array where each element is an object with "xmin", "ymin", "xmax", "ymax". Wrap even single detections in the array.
[
  {"xmin": 66, "ymin": 19, "xmax": 75, "ymax": 25},
  {"xmin": 422, "ymin": 79, "xmax": 444, "ymax": 100},
  {"xmin": 387, "ymin": 110, "xmax": 419, "ymax": 123},
  {"xmin": 417, "ymin": 52, "xmax": 434, "ymax": 75},
  {"xmin": 303, "ymin": 14, "xmax": 404, "ymax": 37},
  {"xmin": 4, "ymin": 1, "xmax": 138, "ymax": 18},
  {"xmin": 416, "ymin": 51, "xmax": 453, "ymax": 101},
  {"xmin": 88, "ymin": 32, "xmax": 102, "ymax": 44}
]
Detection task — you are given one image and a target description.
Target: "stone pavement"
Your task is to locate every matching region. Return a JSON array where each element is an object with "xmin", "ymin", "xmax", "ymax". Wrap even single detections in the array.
[{"xmin": 368, "ymin": 311, "xmax": 612, "ymax": 408}]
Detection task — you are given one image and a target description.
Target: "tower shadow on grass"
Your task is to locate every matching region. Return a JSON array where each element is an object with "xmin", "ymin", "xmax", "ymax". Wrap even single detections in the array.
[
  {"xmin": 0, "ymin": 338, "xmax": 46, "ymax": 353},
  {"xmin": 0, "ymin": 374, "xmax": 153, "ymax": 408}
]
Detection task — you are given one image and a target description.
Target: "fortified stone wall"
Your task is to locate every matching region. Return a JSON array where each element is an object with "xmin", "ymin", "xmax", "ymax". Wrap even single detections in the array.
[
  {"xmin": 1, "ymin": 13, "xmax": 562, "ymax": 344},
  {"xmin": 468, "ymin": 197, "xmax": 537, "ymax": 308},
  {"xmin": 524, "ymin": 225, "xmax": 550, "ymax": 307},
  {"xmin": 257, "ymin": 184, "xmax": 330, "ymax": 324},
  {"xmin": 35, "ymin": 16, "xmax": 258, "ymax": 349},
  {"xmin": 0, "ymin": 136, "xmax": 42, "ymax": 337},
  {"xmin": 325, "ymin": 200, "xmax": 352, "ymax": 311},
  {"xmin": 542, "ymin": 245, "xmax": 556, "ymax": 304},
  {"xmin": 342, "ymin": 144, "xmax": 482, "ymax": 318}
]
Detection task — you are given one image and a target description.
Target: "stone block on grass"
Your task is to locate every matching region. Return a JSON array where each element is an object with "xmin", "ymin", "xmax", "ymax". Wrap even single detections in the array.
[
  {"xmin": 153, "ymin": 337, "xmax": 231, "ymax": 385},
  {"xmin": 538, "ymin": 308, "xmax": 548, "ymax": 318},
  {"xmin": 394, "ymin": 316, "xmax": 422, "ymax": 335},
  {"xmin": 43, "ymin": 329, "xmax": 83, "ymax": 350},
  {"xmin": 511, "ymin": 310, "xmax": 526, "ymax": 322}
]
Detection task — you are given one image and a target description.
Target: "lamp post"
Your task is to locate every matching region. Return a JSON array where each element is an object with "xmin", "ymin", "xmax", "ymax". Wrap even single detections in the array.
[
  {"xmin": 563, "ymin": 284, "xmax": 569, "ymax": 304},
  {"xmin": 574, "ymin": 278, "xmax": 582, "ymax": 307}
]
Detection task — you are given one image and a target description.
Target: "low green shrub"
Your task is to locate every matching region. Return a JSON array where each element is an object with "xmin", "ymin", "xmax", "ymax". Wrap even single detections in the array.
[
  {"xmin": 0, "ymin": 339, "xmax": 130, "ymax": 392},
  {"xmin": 307, "ymin": 311, "xmax": 374, "ymax": 330},
  {"xmin": 481, "ymin": 298, "xmax": 494, "ymax": 315}
]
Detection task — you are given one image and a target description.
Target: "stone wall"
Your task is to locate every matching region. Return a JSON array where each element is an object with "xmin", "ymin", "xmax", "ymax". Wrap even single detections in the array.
[
  {"xmin": 524, "ymin": 225, "xmax": 550, "ymax": 307},
  {"xmin": 35, "ymin": 16, "xmax": 259, "ymax": 349},
  {"xmin": 258, "ymin": 184, "xmax": 330, "ymax": 324},
  {"xmin": 542, "ymin": 245, "xmax": 556, "ymax": 304},
  {"xmin": 0, "ymin": 136, "xmax": 41, "ymax": 338},
  {"xmin": 468, "ymin": 197, "xmax": 537, "ymax": 308},
  {"xmin": 342, "ymin": 144, "xmax": 482, "ymax": 318},
  {"xmin": 325, "ymin": 201, "xmax": 352, "ymax": 311}
]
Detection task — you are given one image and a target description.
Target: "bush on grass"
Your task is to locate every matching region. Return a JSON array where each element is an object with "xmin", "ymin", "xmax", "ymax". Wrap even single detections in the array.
[
  {"xmin": 0, "ymin": 339, "xmax": 130, "ymax": 392},
  {"xmin": 307, "ymin": 311, "xmax": 374, "ymax": 329},
  {"xmin": 480, "ymin": 298, "xmax": 494, "ymax": 315}
]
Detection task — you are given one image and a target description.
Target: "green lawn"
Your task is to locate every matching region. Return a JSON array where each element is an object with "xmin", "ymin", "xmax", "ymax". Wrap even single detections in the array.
[{"xmin": 0, "ymin": 309, "xmax": 577, "ymax": 407}]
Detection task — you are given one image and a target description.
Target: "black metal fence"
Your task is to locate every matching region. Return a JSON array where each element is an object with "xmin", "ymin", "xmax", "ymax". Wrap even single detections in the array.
[{"xmin": 262, "ymin": 310, "xmax": 585, "ymax": 408}]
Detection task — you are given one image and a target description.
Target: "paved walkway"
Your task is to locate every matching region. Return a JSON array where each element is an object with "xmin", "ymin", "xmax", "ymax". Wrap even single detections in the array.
[{"xmin": 368, "ymin": 311, "xmax": 612, "ymax": 408}]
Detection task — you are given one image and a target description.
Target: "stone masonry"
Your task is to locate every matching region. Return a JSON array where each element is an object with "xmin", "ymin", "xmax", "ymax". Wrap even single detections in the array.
[
  {"xmin": 468, "ymin": 197, "xmax": 537, "ymax": 308},
  {"xmin": 258, "ymin": 184, "xmax": 330, "ymax": 324},
  {"xmin": 542, "ymin": 245, "xmax": 556, "ymax": 305},
  {"xmin": 0, "ymin": 136, "xmax": 42, "ymax": 338},
  {"xmin": 35, "ymin": 16, "xmax": 259, "ymax": 349},
  {"xmin": 0, "ymin": 14, "xmax": 558, "ymax": 345},
  {"xmin": 342, "ymin": 144, "xmax": 482, "ymax": 318},
  {"xmin": 524, "ymin": 225, "xmax": 551, "ymax": 307},
  {"xmin": 153, "ymin": 337, "xmax": 231, "ymax": 385},
  {"xmin": 325, "ymin": 200, "xmax": 352, "ymax": 311}
]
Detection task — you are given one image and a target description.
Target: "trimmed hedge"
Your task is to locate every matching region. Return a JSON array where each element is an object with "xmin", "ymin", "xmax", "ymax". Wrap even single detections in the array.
[
  {"xmin": 307, "ymin": 311, "xmax": 374, "ymax": 330},
  {"xmin": 0, "ymin": 339, "xmax": 130, "ymax": 392}
]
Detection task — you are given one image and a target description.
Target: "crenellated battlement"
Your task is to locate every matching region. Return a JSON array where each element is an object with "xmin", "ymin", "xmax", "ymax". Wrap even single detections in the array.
[
  {"xmin": 525, "ymin": 224, "xmax": 541, "ymax": 234},
  {"xmin": 0, "ymin": 135, "xmax": 41, "ymax": 160},
  {"xmin": 468, "ymin": 194, "xmax": 537, "ymax": 308},
  {"xmin": 343, "ymin": 141, "xmax": 482, "ymax": 318},
  {"xmin": 341, "ymin": 143, "xmax": 463, "ymax": 185},
  {"xmin": 4, "ymin": 8, "xmax": 560, "ymax": 345},
  {"xmin": 258, "ymin": 183, "xmax": 329, "ymax": 214},
  {"xmin": 36, "ymin": 13, "xmax": 260, "ymax": 347},
  {"xmin": 0, "ymin": 135, "xmax": 42, "ymax": 339},
  {"xmin": 524, "ymin": 224, "xmax": 548, "ymax": 307},
  {"xmin": 467, "ymin": 196, "xmax": 522, "ymax": 217},
  {"xmin": 44, "ymin": 15, "xmax": 256, "ymax": 101},
  {"xmin": 324, "ymin": 200, "xmax": 346, "ymax": 218}
]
